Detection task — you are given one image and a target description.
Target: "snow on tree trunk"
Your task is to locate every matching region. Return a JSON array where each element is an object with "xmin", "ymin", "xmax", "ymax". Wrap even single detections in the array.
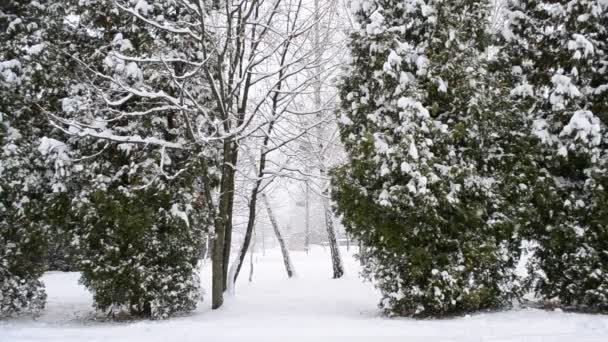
[
  {"xmin": 323, "ymin": 196, "xmax": 344, "ymax": 279},
  {"xmin": 249, "ymin": 230, "xmax": 256, "ymax": 283},
  {"xmin": 312, "ymin": 0, "xmax": 343, "ymax": 279},
  {"xmin": 226, "ymin": 240, "xmax": 244, "ymax": 295},
  {"xmin": 262, "ymin": 194, "xmax": 295, "ymax": 278},
  {"xmin": 305, "ymin": 180, "xmax": 311, "ymax": 254}
]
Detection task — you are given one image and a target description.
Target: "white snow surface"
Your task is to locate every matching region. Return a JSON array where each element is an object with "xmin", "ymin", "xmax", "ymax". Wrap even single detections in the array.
[{"xmin": 2, "ymin": 247, "xmax": 608, "ymax": 342}]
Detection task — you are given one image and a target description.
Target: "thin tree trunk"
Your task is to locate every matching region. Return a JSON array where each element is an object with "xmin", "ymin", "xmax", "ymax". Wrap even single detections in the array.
[
  {"xmin": 313, "ymin": 0, "xmax": 342, "ymax": 278},
  {"xmin": 222, "ymin": 143, "xmax": 238, "ymax": 291},
  {"xmin": 305, "ymin": 180, "xmax": 310, "ymax": 254},
  {"xmin": 231, "ymin": 144, "xmax": 271, "ymax": 285},
  {"xmin": 323, "ymin": 196, "xmax": 344, "ymax": 278},
  {"xmin": 358, "ymin": 241, "xmax": 365, "ymax": 266},
  {"xmin": 226, "ymin": 242, "xmax": 244, "ymax": 295},
  {"xmin": 262, "ymin": 225, "xmax": 266, "ymax": 256},
  {"xmin": 249, "ymin": 229, "xmax": 255, "ymax": 283},
  {"xmin": 346, "ymin": 233, "xmax": 350, "ymax": 252},
  {"xmin": 262, "ymin": 193, "xmax": 295, "ymax": 278},
  {"xmin": 229, "ymin": 183, "xmax": 259, "ymax": 288}
]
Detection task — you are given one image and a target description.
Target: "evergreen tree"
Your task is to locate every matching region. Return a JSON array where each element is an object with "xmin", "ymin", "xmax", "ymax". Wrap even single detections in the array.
[
  {"xmin": 501, "ymin": 0, "xmax": 608, "ymax": 311},
  {"xmin": 0, "ymin": 0, "xmax": 72, "ymax": 317},
  {"xmin": 0, "ymin": 116, "xmax": 48, "ymax": 317},
  {"xmin": 75, "ymin": 180, "xmax": 207, "ymax": 318},
  {"xmin": 332, "ymin": 0, "xmax": 522, "ymax": 317},
  {"xmin": 51, "ymin": 0, "xmax": 216, "ymax": 319}
]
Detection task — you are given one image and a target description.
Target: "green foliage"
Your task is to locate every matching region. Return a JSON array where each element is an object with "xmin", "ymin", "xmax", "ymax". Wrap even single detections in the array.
[
  {"xmin": 74, "ymin": 183, "xmax": 206, "ymax": 319},
  {"xmin": 332, "ymin": 0, "xmax": 522, "ymax": 317},
  {"xmin": 0, "ymin": 0, "xmax": 69, "ymax": 317},
  {"xmin": 53, "ymin": 0, "xmax": 217, "ymax": 319},
  {"xmin": 501, "ymin": 0, "xmax": 608, "ymax": 312},
  {"xmin": 0, "ymin": 117, "xmax": 48, "ymax": 316}
]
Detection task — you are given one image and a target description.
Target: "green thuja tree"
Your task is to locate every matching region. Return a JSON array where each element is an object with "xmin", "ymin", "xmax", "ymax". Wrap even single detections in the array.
[
  {"xmin": 332, "ymin": 0, "xmax": 523, "ymax": 317},
  {"xmin": 501, "ymin": 0, "xmax": 608, "ymax": 311},
  {"xmin": 76, "ymin": 179, "xmax": 207, "ymax": 318},
  {"xmin": 0, "ymin": 0, "xmax": 74, "ymax": 317},
  {"xmin": 0, "ymin": 117, "xmax": 48, "ymax": 317},
  {"xmin": 54, "ymin": 0, "xmax": 217, "ymax": 319}
]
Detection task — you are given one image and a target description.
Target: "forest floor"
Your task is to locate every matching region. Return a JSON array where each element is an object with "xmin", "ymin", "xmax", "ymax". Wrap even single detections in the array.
[{"xmin": 2, "ymin": 246, "xmax": 608, "ymax": 342}]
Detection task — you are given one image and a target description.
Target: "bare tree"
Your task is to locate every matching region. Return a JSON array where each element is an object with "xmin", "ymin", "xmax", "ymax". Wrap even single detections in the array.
[
  {"xmin": 228, "ymin": 0, "xmax": 349, "ymax": 285},
  {"xmin": 50, "ymin": 0, "xmax": 331, "ymax": 309}
]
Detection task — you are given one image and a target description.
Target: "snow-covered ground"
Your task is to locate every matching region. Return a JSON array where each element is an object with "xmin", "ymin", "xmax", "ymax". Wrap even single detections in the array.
[{"xmin": 2, "ymin": 246, "xmax": 608, "ymax": 342}]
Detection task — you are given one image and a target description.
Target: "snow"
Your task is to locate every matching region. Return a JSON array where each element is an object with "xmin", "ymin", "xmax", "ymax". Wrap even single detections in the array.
[
  {"xmin": 0, "ymin": 60, "xmax": 22, "ymax": 84},
  {"xmin": 378, "ymin": 189, "xmax": 391, "ymax": 206},
  {"xmin": 408, "ymin": 142, "xmax": 419, "ymax": 160},
  {"xmin": 7, "ymin": 18, "xmax": 22, "ymax": 33},
  {"xmin": 550, "ymin": 74, "xmax": 581, "ymax": 110},
  {"xmin": 568, "ymin": 34, "xmax": 594, "ymax": 58},
  {"xmin": 112, "ymin": 33, "xmax": 134, "ymax": 52},
  {"xmin": 397, "ymin": 97, "xmax": 430, "ymax": 118},
  {"xmin": 2, "ymin": 247, "xmax": 608, "ymax": 342},
  {"xmin": 415, "ymin": 55, "xmax": 429, "ymax": 75},
  {"xmin": 367, "ymin": 11, "xmax": 385, "ymax": 35},
  {"xmin": 384, "ymin": 50, "xmax": 402, "ymax": 72},
  {"xmin": 134, "ymin": 0, "xmax": 153, "ymax": 16},
  {"xmin": 560, "ymin": 110, "xmax": 602, "ymax": 146},
  {"xmin": 510, "ymin": 81, "xmax": 534, "ymax": 97},
  {"xmin": 124, "ymin": 62, "xmax": 143, "ymax": 82},
  {"xmin": 532, "ymin": 118, "xmax": 553, "ymax": 145},
  {"xmin": 170, "ymin": 203, "xmax": 190, "ymax": 227},
  {"xmin": 37, "ymin": 137, "xmax": 67, "ymax": 157},
  {"xmin": 23, "ymin": 43, "xmax": 45, "ymax": 56}
]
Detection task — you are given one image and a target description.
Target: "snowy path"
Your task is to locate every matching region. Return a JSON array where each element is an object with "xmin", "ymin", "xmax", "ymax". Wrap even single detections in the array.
[{"xmin": 2, "ymin": 247, "xmax": 608, "ymax": 342}]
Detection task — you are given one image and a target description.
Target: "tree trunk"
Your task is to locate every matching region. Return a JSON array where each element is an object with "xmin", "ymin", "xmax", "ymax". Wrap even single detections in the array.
[
  {"xmin": 323, "ymin": 197, "xmax": 344, "ymax": 278},
  {"xmin": 261, "ymin": 224, "xmax": 266, "ymax": 256},
  {"xmin": 211, "ymin": 219, "xmax": 225, "ymax": 309},
  {"xmin": 262, "ymin": 193, "xmax": 295, "ymax": 278},
  {"xmin": 228, "ymin": 182, "xmax": 259, "ymax": 290},
  {"xmin": 221, "ymin": 142, "xmax": 238, "ymax": 291},
  {"xmin": 213, "ymin": 140, "xmax": 238, "ymax": 309},
  {"xmin": 346, "ymin": 233, "xmax": 350, "ymax": 252},
  {"xmin": 304, "ymin": 180, "xmax": 310, "ymax": 254},
  {"xmin": 249, "ymin": 229, "xmax": 255, "ymax": 283},
  {"xmin": 311, "ymin": 0, "xmax": 343, "ymax": 278},
  {"xmin": 231, "ymin": 144, "xmax": 270, "ymax": 285}
]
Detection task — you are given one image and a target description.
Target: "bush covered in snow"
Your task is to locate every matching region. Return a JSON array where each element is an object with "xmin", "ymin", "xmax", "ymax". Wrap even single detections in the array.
[
  {"xmin": 53, "ymin": 0, "xmax": 215, "ymax": 319},
  {"xmin": 0, "ymin": 117, "xmax": 48, "ymax": 317},
  {"xmin": 332, "ymin": 0, "xmax": 523, "ymax": 317},
  {"xmin": 0, "ymin": 0, "xmax": 66, "ymax": 317},
  {"xmin": 501, "ymin": 0, "xmax": 608, "ymax": 312},
  {"xmin": 74, "ymin": 183, "xmax": 206, "ymax": 319}
]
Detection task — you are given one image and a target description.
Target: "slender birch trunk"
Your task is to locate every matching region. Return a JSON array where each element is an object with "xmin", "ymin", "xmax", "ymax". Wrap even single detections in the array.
[
  {"xmin": 314, "ymin": 0, "xmax": 343, "ymax": 278},
  {"xmin": 262, "ymin": 194, "xmax": 295, "ymax": 278},
  {"xmin": 323, "ymin": 196, "xmax": 344, "ymax": 278}
]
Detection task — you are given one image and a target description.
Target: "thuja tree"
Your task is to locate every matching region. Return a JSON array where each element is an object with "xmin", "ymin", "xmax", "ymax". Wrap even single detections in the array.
[
  {"xmin": 75, "ymin": 175, "xmax": 208, "ymax": 318},
  {"xmin": 501, "ymin": 0, "xmax": 608, "ymax": 312},
  {"xmin": 50, "ymin": 0, "xmax": 218, "ymax": 319},
  {"xmin": 332, "ymin": 0, "xmax": 522, "ymax": 317},
  {"xmin": 0, "ymin": 116, "xmax": 48, "ymax": 317},
  {"xmin": 0, "ymin": 0, "xmax": 74, "ymax": 316}
]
